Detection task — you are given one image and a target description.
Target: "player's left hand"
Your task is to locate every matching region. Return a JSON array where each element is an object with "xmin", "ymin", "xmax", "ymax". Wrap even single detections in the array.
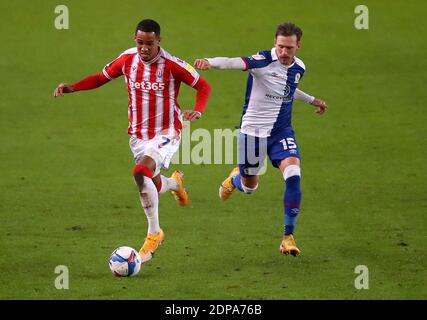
[
  {"xmin": 311, "ymin": 98, "xmax": 328, "ymax": 115},
  {"xmin": 183, "ymin": 110, "xmax": 202, "ymax": 122}
]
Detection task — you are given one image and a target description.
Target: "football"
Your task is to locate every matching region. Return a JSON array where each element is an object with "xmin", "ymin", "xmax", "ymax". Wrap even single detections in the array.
[{"xmin": 109, "ymin": 246, "xmax": 142, "ymax": 277}]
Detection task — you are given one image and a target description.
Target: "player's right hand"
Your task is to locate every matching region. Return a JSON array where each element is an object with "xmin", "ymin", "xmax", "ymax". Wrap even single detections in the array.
[
  {"xmin": 194, "ymin": 59, "xmax": 211, "ymax": 70},
  {"xmin": 53, "ymin": 83, "xmax": 74, "ymax": 97}
]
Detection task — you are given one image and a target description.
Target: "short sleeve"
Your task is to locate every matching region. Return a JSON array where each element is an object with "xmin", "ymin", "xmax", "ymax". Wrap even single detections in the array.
[
  {"xmin": 241, "ymin": 52, "xmax": 271, "ymax": 70},
  {"xmin": 169, "ymin": 58, "xmax": 200, "ymax": 87},
  {"xmin": 102, "ymin": 50, "xmax": 134, "ymax": 79}
]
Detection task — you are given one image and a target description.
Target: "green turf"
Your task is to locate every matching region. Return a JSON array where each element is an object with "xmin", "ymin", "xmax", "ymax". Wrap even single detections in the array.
[{"xmin": 0, "ymin": 0, "xmax": 426, "ymax": 299}]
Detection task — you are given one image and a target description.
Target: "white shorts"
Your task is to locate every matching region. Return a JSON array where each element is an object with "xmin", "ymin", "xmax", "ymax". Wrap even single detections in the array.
[{"xmin": 129, "ymin": 134, "xmax": 181, "ymax": 177}]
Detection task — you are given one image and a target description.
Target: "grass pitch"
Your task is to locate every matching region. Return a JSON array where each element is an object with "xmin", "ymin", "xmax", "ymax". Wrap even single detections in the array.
[{"xmin": 0, "ymin": 0, "xmax": 426, "ymax": 299}]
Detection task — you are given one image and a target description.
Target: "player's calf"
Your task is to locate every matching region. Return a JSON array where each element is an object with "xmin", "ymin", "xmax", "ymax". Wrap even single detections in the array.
[{"xmin": 283, "ymin": 164, "xmax": 302, "ymax": 236}]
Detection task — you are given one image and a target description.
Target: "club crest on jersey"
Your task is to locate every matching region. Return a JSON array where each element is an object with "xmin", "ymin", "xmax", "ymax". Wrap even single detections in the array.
[
  {"xmin": 156, "ymin": 70, "xmax": 163, "ymax": 78},
  {"xmin": 283, "ymin": 84, "xmax": 291, "ymax": 97}
]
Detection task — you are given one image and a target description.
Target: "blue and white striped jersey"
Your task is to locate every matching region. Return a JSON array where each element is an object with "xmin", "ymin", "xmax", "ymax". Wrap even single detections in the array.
[{"xmin": 240, "ymin": 48, "xmax": 306, "ymax": 137}]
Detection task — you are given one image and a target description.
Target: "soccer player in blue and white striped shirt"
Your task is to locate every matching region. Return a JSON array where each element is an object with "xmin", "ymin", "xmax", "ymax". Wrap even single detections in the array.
[{"xmin": 194, "ymin": 22, "xmax": 327, "ymax": 256}]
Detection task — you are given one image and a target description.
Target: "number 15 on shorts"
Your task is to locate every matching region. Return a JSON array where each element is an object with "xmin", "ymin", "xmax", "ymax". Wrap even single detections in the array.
[{"xmin": 280, "ymin": 138, "xmax": 297, "ymax": 150}]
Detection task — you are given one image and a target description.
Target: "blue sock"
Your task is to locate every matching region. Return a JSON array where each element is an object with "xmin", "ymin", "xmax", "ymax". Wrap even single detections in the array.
[
  {"xmin": 231, "ymin": 174, "xmax": 244, "ymax": 192},
  {"xmin": 284, "ymin": 175, "xmax": 302, "ymax": 235}
]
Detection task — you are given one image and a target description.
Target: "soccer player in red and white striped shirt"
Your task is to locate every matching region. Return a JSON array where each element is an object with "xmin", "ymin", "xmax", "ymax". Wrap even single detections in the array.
[{"xmin": 54, "ymin": 19, "xmax": 211, "ymax": 262}]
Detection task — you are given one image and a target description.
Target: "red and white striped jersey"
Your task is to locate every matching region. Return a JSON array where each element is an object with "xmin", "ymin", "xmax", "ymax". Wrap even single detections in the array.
[{"xmin": 102, "ymin": 47, "xmax": 200, "ymax": 140}]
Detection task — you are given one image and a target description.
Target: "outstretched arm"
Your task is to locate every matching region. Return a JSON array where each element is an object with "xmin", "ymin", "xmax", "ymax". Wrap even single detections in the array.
[
  {"xmin": 294, "ymin": 88, "xmax": 315, "ymax": 104},
  {"xmin": 294, "ymin": 88, "xmax": 327, "ymax": 114},
  {"xmin": 53, "ymin": 72, "xmax": 110, "ymax": 97},
  {"xmin": 194, "ymin": 57, "xmax": 246, "ymax": 70},
  {"xmin": 194, "ymin": 58, "xmax": 328, "ymax": 115}
]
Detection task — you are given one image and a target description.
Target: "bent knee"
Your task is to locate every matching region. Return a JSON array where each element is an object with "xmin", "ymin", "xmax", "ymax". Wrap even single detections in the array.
[
  {"xmin": 133, "ymin": 163, "xmax": 154, "ymax": 189},
  {"xmin": 283, "ymin": 164, "xmax": 301, "ymax": 180}
]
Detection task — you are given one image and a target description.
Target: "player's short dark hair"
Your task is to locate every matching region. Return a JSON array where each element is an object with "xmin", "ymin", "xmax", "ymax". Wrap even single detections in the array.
[
  {"xmin": 275, "ymin": 22, "xmax": 303, "ymax": 41},
  {"xmin": 135, "ymin": 19, "xmax": 161, "ymax": 36}
]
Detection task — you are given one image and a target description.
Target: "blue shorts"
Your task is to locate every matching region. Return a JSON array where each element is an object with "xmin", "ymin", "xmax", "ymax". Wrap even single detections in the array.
[{"xmin": 237, "ymin": 128, "xmax": 300, "ymax": 176}]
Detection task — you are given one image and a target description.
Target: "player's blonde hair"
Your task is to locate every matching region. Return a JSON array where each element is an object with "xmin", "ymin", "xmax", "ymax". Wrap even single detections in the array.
[{"xmin": 276, "ymin": 22, "xmax": 303, "ymax": 41}]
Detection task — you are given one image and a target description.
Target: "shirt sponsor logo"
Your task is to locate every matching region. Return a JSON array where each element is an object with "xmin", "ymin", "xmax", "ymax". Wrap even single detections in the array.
[
  {"xmin": 265, "ymin": 93, "xmax": 283, "ymax": 100},
  {"xmin": 264, "ymin": 85, "xmax": 293, "ymax": 103},
  {"xmin": 128, "ymin": 79, "xmax": 165, "ymax": 91},
  {"xmin": 264, "ymin": 94, "xmax": 293, "ymax": 104}
]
